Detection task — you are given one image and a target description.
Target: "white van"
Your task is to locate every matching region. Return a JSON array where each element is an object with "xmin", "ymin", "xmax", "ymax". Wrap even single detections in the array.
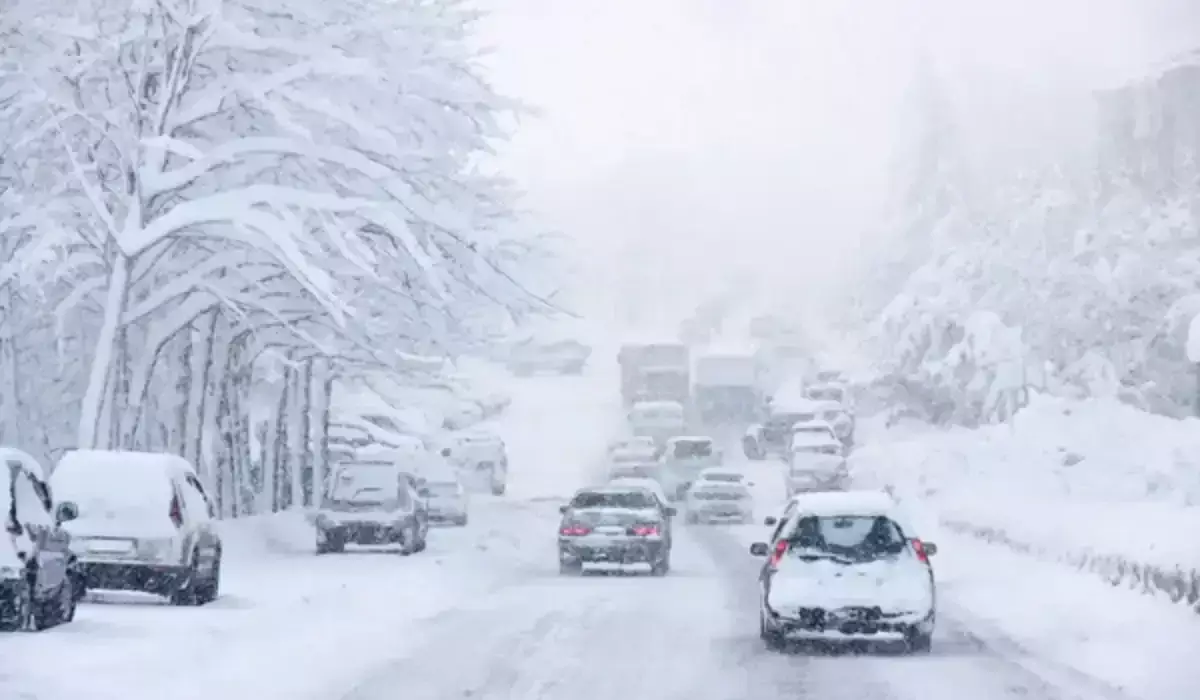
[{"xmin": 50, "ymin": 450, "xmax": 221, "ymax": 605}]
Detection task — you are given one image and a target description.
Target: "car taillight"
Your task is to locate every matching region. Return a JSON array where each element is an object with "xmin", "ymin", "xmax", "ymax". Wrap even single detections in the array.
[
  {"xmin": 559, "ymin": 526, "xmax": 590, "ymax": 536},
  {"xmin": 911, "ymin": 538, "xmax": 929, "ymax": 563},
  {"xmin": 768, "ymin": 539, "xmax": 788, "ymax": 567},
  {"xmin": 169, "ymin": 494, "xmax": 184, "ymax": 528},
  {"xmin": 632, "ymin": 525, "xmax": 659, "ymax": 536}
]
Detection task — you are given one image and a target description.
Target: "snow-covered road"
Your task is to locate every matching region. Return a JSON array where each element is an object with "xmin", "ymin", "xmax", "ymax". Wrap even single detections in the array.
[{"xmin": 0, "ymin": 365, "xmax": 1175, "ymax": 699}]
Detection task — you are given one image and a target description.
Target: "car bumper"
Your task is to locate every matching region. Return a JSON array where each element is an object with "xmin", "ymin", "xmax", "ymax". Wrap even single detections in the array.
[
  {"xmin": 765, "ymin": 603, "xmax": 934, "ymax": 641},
  {"xmin": 78, "ymin": 561, "xmax": 192, "ymax": 595},
  {"xmin": 559, "ymin": 540, "xmax": 667, "ymax": 565},
  {"xmin": 319, "ymin": 520, "xmax": 412, "ymax": 545},
  {"xmin": 689, "ymin": 509, "xmax": 751, "ymax": 522}
]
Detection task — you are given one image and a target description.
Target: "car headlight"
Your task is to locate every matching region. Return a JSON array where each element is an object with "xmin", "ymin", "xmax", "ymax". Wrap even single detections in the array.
[
  {"xmin": 136, "ymin": 538, "xmax": 174, "ymax": 561},
  {"xmin": 0, "ymin": 565, "xmax": 23, "ymax": 581}
]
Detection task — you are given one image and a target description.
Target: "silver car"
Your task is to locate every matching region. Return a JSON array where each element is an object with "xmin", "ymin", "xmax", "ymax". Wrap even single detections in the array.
[
  {"xmin": 423, "ymin": 479, "xmax": 469, "ymax": 526},
  {"xmin": 684, "ymin": 482, "xmax": 753, "ymax": 524}
]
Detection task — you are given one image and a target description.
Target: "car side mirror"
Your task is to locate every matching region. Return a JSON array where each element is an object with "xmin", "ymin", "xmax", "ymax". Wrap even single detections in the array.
[
  {"xmin": 923, "ymin": 542, "xmax": 938, "ymax": 556},
  {"xmin": 749, "ymin": 542, "xmax": 769, "ymax": 557},
  {"xmin": 763, "ymin": 516, "xmax": 778, "ymax": 526},
  {"xmin": 664, "ymin": 506, "xmax": 677, "ymax": 517},
  {"xmin": 559, "ymin": 505, "xmax": 568, "ymax": 514},
  {"xmin": 55, "ymin": 501, "xmax": 79, "ymax": 524}
]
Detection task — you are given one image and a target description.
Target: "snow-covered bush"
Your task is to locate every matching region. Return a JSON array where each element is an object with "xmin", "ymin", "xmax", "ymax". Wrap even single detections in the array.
[{"xmin": 0, "ymin": 0, "xmax": 543, "ymax": 514}]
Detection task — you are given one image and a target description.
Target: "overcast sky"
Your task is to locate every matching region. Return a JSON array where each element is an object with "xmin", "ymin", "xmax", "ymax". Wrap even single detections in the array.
[{"xmin": 476, "ymin": 0, "xmax": 1199, "ymax": 334}]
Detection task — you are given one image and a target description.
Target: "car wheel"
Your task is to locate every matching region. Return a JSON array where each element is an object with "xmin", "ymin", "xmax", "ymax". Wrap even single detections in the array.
[
  {"xmin": 169, "ymin": 553, "xmax": 201, "ymax": 606},
  {"xmin": 491, "ymin": 484, "xmax": 506, "ymax": 496},
  {"xmin": 399, "ymin": 525, "xmax": 418, "ymax": 555},
  {"xmin": 559, "ymin": 558, "xmax": 582, "ymax": 575},
  {"xmin": 905, "ymin": 630, "xmax": 933, "ymax": 653},
  {"xmin": 760, "ymin": 610, "xmax": 785, "ymax": 650},
  {"xmin": 651, "ymin": 552, "xmax": 670, "ymax": 576},
  {"xmin": 195, "ymin": 551, "xmax": 221, "ymax": 605},
  {"xmin": 455, "ymin": 515, "xmax": 468, "ymax": 527},
  {"xmin": 0, "ymin": 580, "xmax": 31, "ymax": 631},
  {"xmin": 316, "ymin": 532, "xmax": 344, "ymax": 555},
  {"xmin": 56, "ymin": 578, "xmax": 76, "ymax": 624},
  {"xmin": 414, "ymin": 525, "xmax": 428, "ymax": 553}
]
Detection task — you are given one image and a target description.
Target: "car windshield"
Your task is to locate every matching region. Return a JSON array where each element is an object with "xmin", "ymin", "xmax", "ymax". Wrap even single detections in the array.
[
  {"xmin": 786, "ymin": 515, "xmax": 907, "ymax": 561},
  {"xmin": 570, "ymin": 491, "xmax": 656, "ymax": 509},
  {"xmin": 426, "ymin": 482, "xmax": 459, "ymax": 496},
  {"xmin": 328, "ymin": 464, "xmax": 400, "ymax": 506},
  {"xmin": 671, "ymin": 441, "xmax": 713, "ymax": 459}
]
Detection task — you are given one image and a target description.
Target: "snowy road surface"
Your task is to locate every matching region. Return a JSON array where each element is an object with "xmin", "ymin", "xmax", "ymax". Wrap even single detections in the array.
[{"xmin": 0, "ymin": 366, "xmax": 1177, "ymax": 699}]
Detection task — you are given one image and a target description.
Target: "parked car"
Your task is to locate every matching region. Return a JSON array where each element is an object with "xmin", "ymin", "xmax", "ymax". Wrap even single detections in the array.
[
  {"xmin": 315, "ymin": 459, "xmax": 430, "ymax": 554},
  {"xmin": 1, "ymin": 448, "xmax": 79, "ymax": 630},
  {"xmin": 750, "ymin": 490, "xmax": 937, "ymax": 653},
  {"xmin": 50, "ymin": 449, "xmax": 221, "ymax": 606},
  {"xmin": 423, "ymin": 477, "xmax": 469, "ymax": 526},
  {"xmin": 440, "ymin": 430, "xmax": 508, "ymax": 495}
]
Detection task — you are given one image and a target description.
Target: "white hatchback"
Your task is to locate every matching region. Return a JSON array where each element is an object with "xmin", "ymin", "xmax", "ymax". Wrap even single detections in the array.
[{"xmin": 750, "ymin": 490, "xmax": 937, "ymax": 652}]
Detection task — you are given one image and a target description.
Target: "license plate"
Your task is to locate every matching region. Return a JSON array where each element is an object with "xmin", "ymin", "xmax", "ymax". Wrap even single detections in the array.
[{"xmin": 87, "ymin": 539, "xmax": 134, "ymax": 554}]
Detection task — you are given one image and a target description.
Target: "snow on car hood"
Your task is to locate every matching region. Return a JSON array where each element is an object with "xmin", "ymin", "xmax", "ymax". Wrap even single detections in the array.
[{"xmin": 768, "ymin": 556, "xmax": 932, "ymax": 612}]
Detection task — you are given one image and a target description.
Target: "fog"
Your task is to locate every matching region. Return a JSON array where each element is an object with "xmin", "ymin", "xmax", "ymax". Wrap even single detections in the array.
[{"xmin": 478, "ymin": 0, "xmax": 1200, "ymax": 335}]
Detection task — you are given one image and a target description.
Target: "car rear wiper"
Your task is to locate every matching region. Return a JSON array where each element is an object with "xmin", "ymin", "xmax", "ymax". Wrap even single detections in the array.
[{"xmin": 788, "ymin": 549, "xmax": 855, "ymax": 565}]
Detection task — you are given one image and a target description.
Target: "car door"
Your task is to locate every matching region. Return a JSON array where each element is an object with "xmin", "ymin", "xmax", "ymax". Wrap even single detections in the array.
[{"xmin": 8, "ymin": 459, "xmax": 69, "ymax": 593}]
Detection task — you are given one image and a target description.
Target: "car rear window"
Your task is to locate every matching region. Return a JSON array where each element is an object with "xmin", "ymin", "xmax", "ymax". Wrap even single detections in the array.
[
  {"xmin": 672, "ymin": 441, "xmax": 713, "ymax": 459},
  {"xmin": 702, "ymin": 472, "xmax": 742, "ymax": 483},
  {"xmin": 786, "ymin": 515, "xmax": 906, "ymax": 560},
  {"xmin": 570, "ymin": 491, "xmax": 655, "ymax": 509},
  {"xmin": 569, "ymin": 509, "xmax": 642, "ymax": 526}
]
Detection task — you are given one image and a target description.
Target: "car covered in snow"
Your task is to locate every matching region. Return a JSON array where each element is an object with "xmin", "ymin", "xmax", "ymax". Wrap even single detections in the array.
[
  {"xmin": 2, "ymin": 448, "xmax": 80, "ymax": 630},
  {"xmin": 422, "ymin": 477, "xmax": 469, "ymax": 526},
  {"xmin": 750, "ymin": 490, "xmax": 937, "ymax": 652},
  {"xmin": 744, "ymin": 396, "xmax": 850, "ymax": 459},
  {"xmin": 657, "ymin": 435, "xmax": 722, "ymax": 500},
  {"xmin": 557, "ymin": 487, "xmax": 675, "ymax": 575},
  {"xmin": 315, "ymin": 459, "xmax": 431, "ymax": 554},
  {"xmin": 626, "ymin": 400, "xmax": 687, "ymax": 447},
  {"xmin": 506, "ymin": 338, "xmax": 592, "ymax": 376},
  {"xmin": 786, "ymin": 432, "xmax": 848, "ymax": 496},
  {"xmin": 51, "ymin": 449, "xmax": 221, "ymax": 606},
  {"xmin": 790, "ymin": 419, "xmax": 839, "ymax": 445},
  {"xmin": 607, "ymin": 436, "xmax": 661, "ymax": 464},
  {"xmin": 439, "ymin": 430, "xmax": 508, "ymax": 496},
  {"xmin": 684, "ymin": 481, "xmax": 753, "ymax": 525}
]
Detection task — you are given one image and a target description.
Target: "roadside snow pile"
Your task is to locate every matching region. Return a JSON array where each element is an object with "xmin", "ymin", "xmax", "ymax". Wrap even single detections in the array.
[
  {"xmin": 217, "ymin": 509, "xmax": 318, "ymax": 559},
  {"xmin": 853, "ymin": 393, "xmax": 1200, "ymax": 611}
]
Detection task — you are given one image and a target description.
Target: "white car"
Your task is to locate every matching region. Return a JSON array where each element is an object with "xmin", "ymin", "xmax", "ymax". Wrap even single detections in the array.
[
  {"xmin": 440, "ymin": 431, "xmax": 508, "ymax": 495},
  {"xmin": 315, "ymin": 460, "xmax": 431, "ymax": 553},
  {"xmin": 51, "ymin": 449, "xmax": 222, "ymax": 605},
  {"xmin": 627, "ymin": 400, "xmax": 687, "ymax": 445},
  {"xmin": 791, "ymin": 420, "xmax": 838, "ymax": 444},
  {"xmin": 423, "ymin": 477, "xmax": 469, "ymax": 526},
  {"xmin": 787, "ymin": 433, "xmax": 848, "ymax": 496},
  {"xmin": 658, "ymin": 435, "xmax": 722, "ymax": 500},
  {"xmin": 685, "ymin": 481, "xmax": 753, "ymax": 524},
  {"xmin": 750, "ymin": 490, "xmax": 937, "ymax": 652}
]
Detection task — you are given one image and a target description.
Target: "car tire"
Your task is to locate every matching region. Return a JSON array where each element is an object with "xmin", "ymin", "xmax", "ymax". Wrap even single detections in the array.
[
  {"xmin": 195, "ymin": 551, "xmax": 222, "ymax": 605},
  {"xmin": 0, "ymin": 580, "xmax": 31, "ymax": 631},
  {"xmin": 905, "ymin": 630, "xmax": 933, "ymax": 653},
  {"xmin": 760, "ymin": 610, "xmax": 785, "ymax": 650},
  {"xmin": 559, "ymin": 558, "xmax": 582, "ymax": 576},
  {"xmin": 414, "ymin": 525, "xmax": 428, "ymax": 553},
  {"xmin": 651, "ymin": 552, "xmax": 670, "ymax": 576},
  {"xmin": 399, "ymin": 524, "xmax": 418, "ymax": 555},
  {"xmin": 455, "ymin": 515, "xmax": 468, "ymax": 527},
  {"xmin": 491, "ymin": 484, "xmax": 506, "ymax": 496},
  {"xmin": 170, "ymin": 553, "xmax": 202, "ymax": 606},
  {"xmin": 55, "ymin": 578, "xmax": 76, "ymax": 624}
]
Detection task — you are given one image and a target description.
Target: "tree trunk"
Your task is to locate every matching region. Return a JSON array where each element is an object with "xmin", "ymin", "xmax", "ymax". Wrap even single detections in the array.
[
  {"xmin": 168, "ymin": 330, "xmax": 192, "ymax": 456},
  {"xmin": 272, "ymin": 371, "xmax": 292, "ymax": 511},
  {"xmin": 78, "ymin": 254, "xmax": 132, "ymax": 449},
  {"xmin": 316, "ymin": 359, "xmax": 335, "ymax": 507},
  {"xmin": 0, "ymin": 286, "xmax": 19, "ymax": 445},
  {"xmin": 286, "ymin": 360, "xmax": 307, "ymax": 508},
  {"xmin": 196, "ymin": 311, "xmax": 225, "ymax": 487},
  {"xmin": 299, "ymin": 359, "xmax": 315, "ymax": 506},
  {"xmin": 185, "ymin": 311, "xmax": 217, "ymax": 474}
]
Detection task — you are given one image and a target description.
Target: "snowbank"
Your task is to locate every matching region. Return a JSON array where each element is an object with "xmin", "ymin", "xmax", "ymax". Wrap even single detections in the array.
[
  {"xmin": 853, "ymin": 393, "xmax": 1200, "ymax": 612},
  {"xmin": 216, "ymin": 509, "xmax": 319, "ymax": 558}
]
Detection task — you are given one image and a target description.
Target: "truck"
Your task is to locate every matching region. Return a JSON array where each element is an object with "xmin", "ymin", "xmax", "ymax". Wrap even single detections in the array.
[
  {"xmin": 618, "ymin": 342, "xmax": 690, "ymax": 407},
  {"xmin": 692, "ymin": 352, "xmax": 761, "ymax": 424}
]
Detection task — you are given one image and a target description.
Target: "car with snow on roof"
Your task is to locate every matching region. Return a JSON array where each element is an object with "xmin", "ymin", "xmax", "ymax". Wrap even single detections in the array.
[
  {"xmin": 626, "ymin": 400, "xmax": 688, "ymax": 447},
  {"xmin": 684, "ymin": 480, "xmax": 753, "ymax": 525},
  {"xmin": 786, "ymin": 432, "xmax": 848, "ymax": 496},
  {"xmin": 657, "ymin": 435, "xmax": 722, "ymax": 501},
  {"xmin": 50, "ymin": 449, "xmax": 221, "ymax": 606},
  {"xmin": 743, "ymin": 396, "xmax": 836, "ymax": 460},
  {"xmin": 422, "ymin": 476, "xmax": 469, "ymax": 527},
  {"xmin": 750, "ymin": 490, "xmax": 938, "ymax": 653},
  {"xmin": 2, "ymin": 447, "xmax": 81, "ymax": 630},
  {"xmin": 557, "ymin": 486, "xmax": 675, "ymax": 575},
  {"xmin": 803, "ymin": 382, "xmax": 856, "ymax": 446},
  {"xmin": 315, "ymin": 459, "xmax": 430, "ymax": 554},
  {"xmin": 439, "ymin": 429, "xmax": 508, "ymax": 495}
]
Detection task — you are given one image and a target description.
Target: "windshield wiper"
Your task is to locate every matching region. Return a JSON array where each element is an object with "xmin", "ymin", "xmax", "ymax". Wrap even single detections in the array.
[{"xmin": 788, "ymin": 549, "xmax": 855, "ymax": 565}]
